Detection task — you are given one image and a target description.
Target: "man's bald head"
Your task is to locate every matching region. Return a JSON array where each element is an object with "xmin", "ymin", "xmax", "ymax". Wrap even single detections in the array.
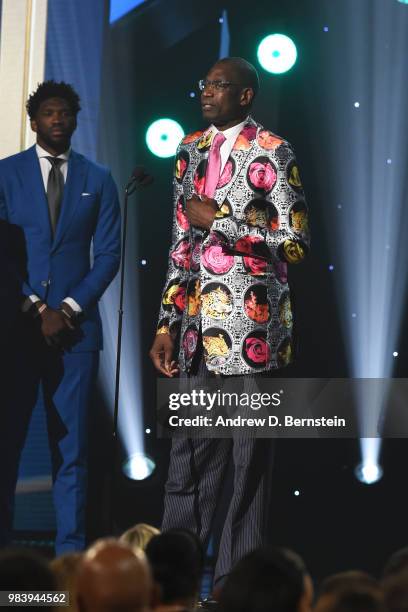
[
  {"xmin": 201, "ymin": 57, "xmax": 260, "ymax": 128},
  {"xmin": 214, "ymin": 57, "xmax": 260, "ymax": 98},
  {"xmin": 76, "ymin": 539, "xmax": 152, "ymax": 612}
]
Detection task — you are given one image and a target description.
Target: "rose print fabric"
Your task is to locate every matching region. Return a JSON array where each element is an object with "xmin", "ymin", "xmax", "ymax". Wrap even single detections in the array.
[{"xmin": 157, "ymin": 116, "xmax": 310, "ymax": 375}]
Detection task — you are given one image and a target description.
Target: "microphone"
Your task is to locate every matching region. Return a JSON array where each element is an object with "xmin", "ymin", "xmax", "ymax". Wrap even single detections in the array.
[{"xmin": 125, "ymin": 166, "xmax": 154, "ymax": 194}]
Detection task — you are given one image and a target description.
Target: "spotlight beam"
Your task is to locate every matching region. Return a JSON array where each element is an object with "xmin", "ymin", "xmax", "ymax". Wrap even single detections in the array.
[{"xmin": 319, "ymin": 0, "xmax": 408, "ymax": 476}]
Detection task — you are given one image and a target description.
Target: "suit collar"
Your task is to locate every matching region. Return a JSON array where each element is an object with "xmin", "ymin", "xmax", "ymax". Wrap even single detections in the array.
[
  {"xmin": 35, "ymin": 143, "xmax": 71, "ymax": 161},
  {"xmin": 208, "ymin": 117, "xmax": 248, "ymax": 141},
  {"xmin": 197, "ymin": 115, "xmax": 258, "ymax": 146}
]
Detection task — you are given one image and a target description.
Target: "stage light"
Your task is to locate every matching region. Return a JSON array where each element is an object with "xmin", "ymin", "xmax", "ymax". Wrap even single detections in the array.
[
  {"xmin": 140, "ymin": 259, "xmax": 147, "ymax": 266},
  {"xmin": 397, "ymin": 0, "xmax": 408, "ymax": 4},
  {"xmin": 354, "ymin": 102, "xmax": 360, "ymax": 108},
  {"xmin": 323, "ymin": 26, "xmax": 329, "ymax": 32},
  {"xmin": 393, "ymin": 351, "xmax": 398, "ymax": 357},
  {"xmin": 145, "ymin": 428, "xmax": 151, "ymax": 434},
  {"xmin": 219, "ymin": 9, "xmax": 230, "ymax": 60},
  {"xmin": 146, "ymin": 118, "xmax": 184, "ymax": 158},
  {"xmin": 355, "ymin": 461, "xmax": 383, "ymax": 485},
  {"xmin": 257, "ymin": 34, "xmax": 297, "ymax": 74},
  {"xmin": 387, "ymin": 158, "xmax": 392, "ymax": 164},
  {"xmin": 294, "ymin": 490, "xmax": 300, "ymax": 496},
  {"xmin": 189, "ymin": 92, "xmax": 196, "ymax": 98},
  {"xmin": 329, "ymin": 264, "xmax": 334, "ymax": 271},
  {"xmin": 122, "ymin": 452, "xmax": 156, "ymax": 481}
]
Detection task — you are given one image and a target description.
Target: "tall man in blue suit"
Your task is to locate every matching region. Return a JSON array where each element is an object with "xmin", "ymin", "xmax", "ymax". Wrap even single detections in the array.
[{"xmin": 0, "ymin": 81, "xmax": 121, "ymax": 553}]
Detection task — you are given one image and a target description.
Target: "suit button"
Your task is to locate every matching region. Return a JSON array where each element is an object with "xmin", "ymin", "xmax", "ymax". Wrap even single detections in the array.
[{"xmin": 41, "ymin": 280, "xmax": 49, "ymax": 287}]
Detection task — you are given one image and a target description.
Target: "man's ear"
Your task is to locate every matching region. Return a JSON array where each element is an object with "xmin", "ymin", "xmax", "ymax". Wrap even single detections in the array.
[
  {"xmin": 240, "ymin": 87, "xmax": 254, "ymax": 107},
  {"xmin": 30, "ymin": 119, "xmax": 37, "ymax": 134}
]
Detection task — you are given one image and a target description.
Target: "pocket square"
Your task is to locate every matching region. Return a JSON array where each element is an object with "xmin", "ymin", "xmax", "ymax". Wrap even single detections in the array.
[{"xmin": 81, "ymin": 192, "xmax": 92, "ymax": 196}]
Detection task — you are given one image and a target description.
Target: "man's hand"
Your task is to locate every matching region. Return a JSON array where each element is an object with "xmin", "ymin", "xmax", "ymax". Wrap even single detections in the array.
[
  {"xmin": 149, "ymin": 333, "xmax": 179, "ymax": 377},
  {"xmin": 60, "ymin": 301, "xmax": 76, "ymax": 321},
  {"xmin": 39, "ymin": 306, "xmax": 75, "ymax": 346},
  {"xmin": 186, "ymin": 194, "xmax": 218, "ymax": 230}
]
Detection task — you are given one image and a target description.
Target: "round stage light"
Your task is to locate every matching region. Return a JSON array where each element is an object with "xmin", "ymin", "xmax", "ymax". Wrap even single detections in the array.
[
  {"xmin": 122, "ymin": 452, "xmax": 156, "ymax": 481},
  {"xmin": 354, "ymin": 462, "xmax": 383, "ymax": 485},
  {"xmin": 397, "ymin": 0, "xmax": 408, "ymax": 4},
  {"xmin": 146, "ymin": 118, "xmax": 184, "ymax": 158},
  {"xmin": 257, "ymin": 34, "xmax": 297, "ymax": 74}
]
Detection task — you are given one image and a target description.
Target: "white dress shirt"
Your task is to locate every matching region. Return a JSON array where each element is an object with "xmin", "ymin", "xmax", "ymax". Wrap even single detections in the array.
[
  {"xmin": 24, "ymin": 145, "xmax": 81, "ymax": 313},
  {"xmin": 36, "ymin": 143, "xmax": 69, "ymax": 188},
  {"xmin": 210, "ymin": 117, "xmax": 248, "ymax": 173}
]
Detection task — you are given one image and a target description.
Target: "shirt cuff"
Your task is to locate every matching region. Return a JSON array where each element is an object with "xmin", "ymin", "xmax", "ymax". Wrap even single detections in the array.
[
  {"xmin": 22, "ymin": 294, "xmax": 40, "ymax": 312},
  {"xmin": 62, "ymin": 297, "xmax": 82, "ymax": 313}
]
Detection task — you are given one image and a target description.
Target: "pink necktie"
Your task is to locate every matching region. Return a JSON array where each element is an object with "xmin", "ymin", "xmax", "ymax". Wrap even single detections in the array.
[{"xmin": 204, "ymin": 132, "xmax": 226, "ymax": 198}]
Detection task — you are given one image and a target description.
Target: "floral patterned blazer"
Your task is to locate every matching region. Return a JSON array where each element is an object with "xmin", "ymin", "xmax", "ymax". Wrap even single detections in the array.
[{"xmin": 156, "ymin": 116, "xmax": 310, "ymax": 376}]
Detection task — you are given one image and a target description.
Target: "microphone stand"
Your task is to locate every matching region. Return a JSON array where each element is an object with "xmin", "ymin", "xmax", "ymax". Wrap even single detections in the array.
[{"xmin": 109, "ymin": 169, "xmax": 152, "ymax": 533}]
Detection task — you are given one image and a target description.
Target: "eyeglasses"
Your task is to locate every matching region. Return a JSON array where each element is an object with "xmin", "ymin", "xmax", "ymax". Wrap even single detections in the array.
[{"xmin": 198, "ymin": 79, "xmax": 244, "ymax": 91}]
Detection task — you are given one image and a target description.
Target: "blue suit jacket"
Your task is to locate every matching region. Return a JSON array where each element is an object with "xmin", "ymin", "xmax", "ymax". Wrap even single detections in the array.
[{"xmin": 0, "ymin": 146, "xmax": 121, "ymax": 352}]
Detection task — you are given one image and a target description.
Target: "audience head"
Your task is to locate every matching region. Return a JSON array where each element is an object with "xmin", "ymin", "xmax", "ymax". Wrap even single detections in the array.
[
  {"xmin": 383, "ymin": 547, "xmax": 408, "ymax": 579},
  {"xmin": 383, "ymin": 568, "xmax": 408, "ymax": 612},
  {"xmin": 50, "ymin": 552, "xmax": 83, "ymax": 612},
  {"xmin": 218, "ymin": 547, "xmax": 313, "ymax": 612},
  {"xmin": 76, "ymin": 538, "xmax": 152, "ymax": 612},
  {"xmin": 315, "ymin": 571, "xmax": 383, "ymax": 612},
  {"xmin": 145, "ymin": 529, "xmax": 204, "ymax": 609},
  {"xmin": 0, "ymin": 547, "xmax": 56, "ymax": 589},
  {"xmin": 119, "ymin": 523, "xmax": 160, "ymax": 554},
  {"xmin": 0, "ymin": 548, "xmax": 56, "ymax": 610}
]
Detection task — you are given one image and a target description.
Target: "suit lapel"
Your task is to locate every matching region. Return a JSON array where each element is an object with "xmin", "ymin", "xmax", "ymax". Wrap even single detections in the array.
[
  {"xmin": 19, "ymin": 146, "xmax": 52, "ymax": 245},
  {"xmin": 213, "ymin": 116, "xmax": 258, "ymax": 206},
  {"xmin": 182, "ymin": 127, "xmax": 213, "ymax": 200},
  {"xmin": 52, "ymin": 150, "xmax": 87, "ymax": 251}
]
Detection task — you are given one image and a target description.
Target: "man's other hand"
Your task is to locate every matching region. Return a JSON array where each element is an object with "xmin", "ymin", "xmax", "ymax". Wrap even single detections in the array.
[
  {"xmin": 186, "ymin": 194, "xmax": 218, "ymax": 230},
  {"xmin": 149, "ymin": 333, "xmax": 179, "ymax": 377},
  {"xmin": 40, "ymin": 307, "xmax": 74, "ymax": 345}
]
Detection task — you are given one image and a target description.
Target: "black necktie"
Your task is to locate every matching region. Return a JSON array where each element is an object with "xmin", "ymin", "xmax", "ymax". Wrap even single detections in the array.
[{"xmin": 45, "ymin": 156, "xmax": 64, "ymax": 236}]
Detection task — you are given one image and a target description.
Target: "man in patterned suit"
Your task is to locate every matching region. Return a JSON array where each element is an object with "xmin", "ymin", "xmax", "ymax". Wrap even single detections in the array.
[{"xmin": 150, "ymin": 57, "xmax": 309, "ymax": 588}]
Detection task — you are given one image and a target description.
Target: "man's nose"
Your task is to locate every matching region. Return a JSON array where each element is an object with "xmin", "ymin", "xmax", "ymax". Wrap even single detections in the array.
[{"xmin": 201, "ymin": 87, "xmax": 213, "ymax": 98}]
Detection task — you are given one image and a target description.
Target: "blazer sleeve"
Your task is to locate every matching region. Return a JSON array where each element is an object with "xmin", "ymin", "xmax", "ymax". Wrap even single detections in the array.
[
  {"xmin": 211, "ymin": 141, "xmax": 310, "ymax": 265},
  {"xmin": 68, "ymin": 170, "xmax": 121, "ymax": 311},
  {"xmin": 155, "ymin": 145, "xmax": 189, "ymax": 335}
]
